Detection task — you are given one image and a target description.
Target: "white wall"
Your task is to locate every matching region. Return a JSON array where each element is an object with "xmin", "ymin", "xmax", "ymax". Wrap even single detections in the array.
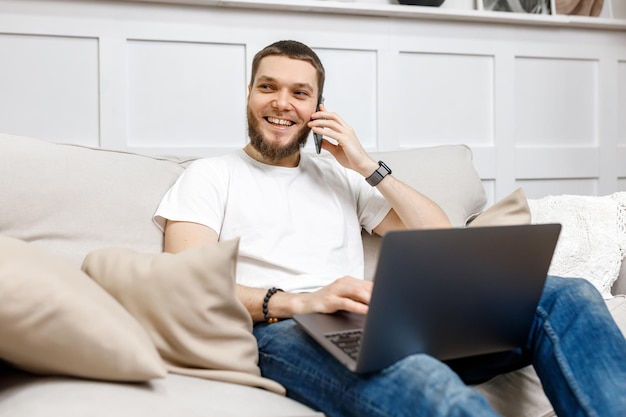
[{"xmin": 0, "ymin": 0, "xmax": 625, "ymax": 204}]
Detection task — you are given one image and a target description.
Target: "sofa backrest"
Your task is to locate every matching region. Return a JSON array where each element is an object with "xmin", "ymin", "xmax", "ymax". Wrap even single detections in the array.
[
  {"xmin": 0, "ymin": 132, "xmax": 487, "ymax": 272},
  {"xmin": 0, "ymin": 132, "xmax": 188, "ymax": 266}
]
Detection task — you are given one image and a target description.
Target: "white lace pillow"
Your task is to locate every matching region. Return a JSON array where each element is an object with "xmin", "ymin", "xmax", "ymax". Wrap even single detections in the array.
[{"xmin": 528, "ymin": 192, "xmax": 626, "ymax": 298}]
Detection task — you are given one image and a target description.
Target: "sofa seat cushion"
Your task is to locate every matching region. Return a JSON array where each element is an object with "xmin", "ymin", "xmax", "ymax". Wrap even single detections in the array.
[{"xmin": 0, "ymin": 372, "xmax": 320, "ymax": 417}]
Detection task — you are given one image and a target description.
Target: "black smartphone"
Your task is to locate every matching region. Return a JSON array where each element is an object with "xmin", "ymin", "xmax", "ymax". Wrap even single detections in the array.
[{"xmin": 313, "ymin": 95, "xmax": 324, "ymax": 154}]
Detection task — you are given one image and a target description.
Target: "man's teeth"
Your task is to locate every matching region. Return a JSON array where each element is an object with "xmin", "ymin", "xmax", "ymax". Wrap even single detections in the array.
[{"xmin": 267, "ymin": 117, "xmax": 294, "ymax": 126}]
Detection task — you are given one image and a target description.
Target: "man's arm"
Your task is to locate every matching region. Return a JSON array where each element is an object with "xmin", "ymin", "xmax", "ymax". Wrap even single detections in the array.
[
  {"xmin": 163, "ymin": 220, "xmax": 373, "ymax": 322},
  {"xmin": 309, "ymin": 104, "xmax": 451, "ymax": 235},
  {"xmin": 372, "ymin": 173, "xmax": 451, "ymax": 236}
]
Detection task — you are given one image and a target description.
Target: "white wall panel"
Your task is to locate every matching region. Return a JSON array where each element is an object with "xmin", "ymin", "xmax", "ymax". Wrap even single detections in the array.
[
  {"xmin": 470, "ymin": 146, "xmax": 497, "ymax": 180},
  {"xmin": 0, "ymin": 0, "xmax": 625, "ymax": 200},
  {"xmin": 127, "ymin": 40, "xmax": 247, "ymax": 150},
  {"xmin": 617, "ymin": 61, "xmax": 626, "ymax": 146},
  {"xmin": 516, "ymin": 147, "xmax": 599, "ymax": 180},
  {"xmin": 618, "ymin": 62, "xmax": 626, "ymax": 186},
  {"xmin": 0, "ymin": 34, "xmax": 99, "ymax": 146},
  {"xmin": 480, "ymin": 179, "xmax": 496, "ymax": 208},
  {"xmin": 395, "ymin": 52, "xmax": 494, "ymax": 148},
  {"xmin": 311, "ymin": 48, "xmax": 377, "ymax": 151},
  {"xmin": 619, "ymin": 147, "xmax": 626, "ymax": 178},
  {"xmin": 515, "ymin": 57, "xmax": 597, "ymax": 147},
  {"xmin": 517, "ymin": 179, "xmax": 598, "ymax": 199}
]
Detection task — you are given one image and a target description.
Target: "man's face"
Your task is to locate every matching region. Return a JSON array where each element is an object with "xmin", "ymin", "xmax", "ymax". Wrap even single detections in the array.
[{"xmin": 247, "ymin": 55, "xmax": 319, "ymax": 162}]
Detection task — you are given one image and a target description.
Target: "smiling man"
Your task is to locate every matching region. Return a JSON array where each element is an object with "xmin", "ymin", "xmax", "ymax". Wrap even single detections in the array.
[
  {"xmin": 156, "ymin": 40, "xmax": 449, "ymax": 315},
  {"xmin": 153, "ymin": 40, "xmax": 626, "ymax": 417}
]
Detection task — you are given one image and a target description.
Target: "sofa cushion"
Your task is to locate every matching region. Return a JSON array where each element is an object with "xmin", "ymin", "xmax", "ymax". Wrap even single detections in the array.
[
  {"xmin": 81, "ymin": 238, "xmax": 285, "ymax": 394},
  {"xmin": 0, "ymin": 236, "xmax": 166, "ymax": 382},
  {"xmin": 0, "ymin": 132, "xmax": 188, "ymax": 267},
  {"xmin": 466, "ymin": 188, "xmax": 531, "ymax": 228},
  {"xmin": 370, "ymin": 145, "xmax": 486, "ymax": 228},
  {"xmin": 0, "ymin": 373, "xmax": 320, "ymax": 417}
]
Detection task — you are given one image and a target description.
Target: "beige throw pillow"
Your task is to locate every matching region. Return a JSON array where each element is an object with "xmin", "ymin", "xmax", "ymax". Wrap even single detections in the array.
[
  {"xmin": 0, "ymin": 236, "xmax": 166, "ymax": 381},
  {"xmin": 466, "ymin": 188, "xmax": 531, "ymax": 227},
  {"xmin": 81, "ymin": 239, "xmax": 285, "ymax": 394}
]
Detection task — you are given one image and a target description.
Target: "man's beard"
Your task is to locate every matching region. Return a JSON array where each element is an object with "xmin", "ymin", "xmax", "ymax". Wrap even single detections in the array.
[{"xmin": 247, "ymin": 108, "xmax": 311, "ymax": 162}]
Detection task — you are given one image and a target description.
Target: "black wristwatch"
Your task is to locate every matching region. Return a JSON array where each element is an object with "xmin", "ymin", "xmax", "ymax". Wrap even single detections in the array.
[{"xmin": 365, "ymin": 161, "xmax": 392, "ymax": 187}]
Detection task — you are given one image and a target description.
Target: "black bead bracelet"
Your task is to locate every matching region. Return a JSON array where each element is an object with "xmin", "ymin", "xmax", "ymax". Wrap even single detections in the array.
[{"xmin": 263, "ymin": 287, "xmax": 283, "ymax": 323}]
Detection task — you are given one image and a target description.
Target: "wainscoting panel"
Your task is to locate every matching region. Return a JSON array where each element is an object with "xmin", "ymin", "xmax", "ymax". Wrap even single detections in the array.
[
  {"xmin": 620, "ymin": 61, "xmax": 626, "ymax": 153},
  {"xmin": 395, "ymin": 52, "xmax": 494, "ymax": 148},
  {"xmin": 517, "ymin": 179, "xmax": 599, "ymax": 199},
  {"xmin": 0, "ymin": 33, "xmax": 99, "ymax": 146},
  {"xmin": 0, "ymin": 0, "xmax": 625, "ymax": 201},
  {"xmin": 514, "ymin": 57, "xmax": 597, "ymax": 147},
  {"xmin": 126, "ymin": 40, "xmax": 247, "ymax": 149},
  {"xmin": 313, "ymin": 47, "xmax": 378, "ymax": 150}
]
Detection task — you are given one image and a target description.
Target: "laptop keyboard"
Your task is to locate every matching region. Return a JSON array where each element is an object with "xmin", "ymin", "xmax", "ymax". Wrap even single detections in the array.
[{"xmin": 325, "ymin": 329, "xmax": 363, "ymax": 360}]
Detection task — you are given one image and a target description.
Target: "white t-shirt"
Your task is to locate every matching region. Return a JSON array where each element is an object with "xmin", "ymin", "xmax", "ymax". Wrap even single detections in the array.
[{"xmin": 154, "ymin": 149, "xmax": 391, "ymax": 293}]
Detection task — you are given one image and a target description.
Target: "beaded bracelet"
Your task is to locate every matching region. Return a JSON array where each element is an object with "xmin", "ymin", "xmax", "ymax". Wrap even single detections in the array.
[{"xmin": 263, "ymin": 287, "xmax": 283, "ymax": 324}]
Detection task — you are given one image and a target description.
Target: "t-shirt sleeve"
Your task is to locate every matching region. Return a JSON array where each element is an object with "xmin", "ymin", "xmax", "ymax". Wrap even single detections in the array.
[{"xmin": 153, "ymin": 158, "xmax": 227, "ymax": 234}]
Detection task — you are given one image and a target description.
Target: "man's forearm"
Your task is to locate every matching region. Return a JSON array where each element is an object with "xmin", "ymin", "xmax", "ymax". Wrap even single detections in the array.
[
  {"xmin": 376, "ymin": 174, "xmax": 451, "ymax": 230},
  {"xmin": 237, "ymin": 277, "xmax": 373, "ymax": 323},
  {"xmin": 237, "ymin": 284, "xmax": 300, "ymax": 323}
]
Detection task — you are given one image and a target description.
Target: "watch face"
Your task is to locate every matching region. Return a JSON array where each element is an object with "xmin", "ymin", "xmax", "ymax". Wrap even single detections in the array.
[{"xmin": 379, "ymin": 161, "xmax": 391, "ymax": 175}]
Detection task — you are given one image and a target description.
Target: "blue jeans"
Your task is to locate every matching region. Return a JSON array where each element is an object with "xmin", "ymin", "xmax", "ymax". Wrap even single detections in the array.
[{"xmin": 253, "ymin": 276, "xmax": 626, "ymax": 417}]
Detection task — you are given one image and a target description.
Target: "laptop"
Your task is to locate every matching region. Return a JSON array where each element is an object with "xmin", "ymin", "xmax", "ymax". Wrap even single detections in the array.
[{"xmin": 293, "ymin": 223, "xmax": 561, "ymax": 374}]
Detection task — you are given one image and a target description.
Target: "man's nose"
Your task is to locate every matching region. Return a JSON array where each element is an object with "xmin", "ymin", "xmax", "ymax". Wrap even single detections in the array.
[{"xmin": 273, "ymin": 90, "xmax": 292, "ymax": 110}]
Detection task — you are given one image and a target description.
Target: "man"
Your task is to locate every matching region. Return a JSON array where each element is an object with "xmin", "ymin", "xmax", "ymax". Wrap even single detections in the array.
[{"xmin": 154, "ymin": 40, "xmax": 626, "ymax": 417}]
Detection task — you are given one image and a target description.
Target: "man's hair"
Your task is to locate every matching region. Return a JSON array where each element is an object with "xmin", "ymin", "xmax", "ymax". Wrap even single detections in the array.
[{"xmin": 250, "ymin": 40, "xmax": 325, "ymax": 96}]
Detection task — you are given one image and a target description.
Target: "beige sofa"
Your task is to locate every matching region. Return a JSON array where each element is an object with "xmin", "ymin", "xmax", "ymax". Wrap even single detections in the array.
[{"xmin": 0, "ymin": 131, "xmax": 624, "ymax": 417}]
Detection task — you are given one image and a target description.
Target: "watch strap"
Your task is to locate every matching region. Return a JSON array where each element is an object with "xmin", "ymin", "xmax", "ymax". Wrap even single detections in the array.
[{"xmin": 365, "ymin": 161, "xmax": 392, "ymax": 186}]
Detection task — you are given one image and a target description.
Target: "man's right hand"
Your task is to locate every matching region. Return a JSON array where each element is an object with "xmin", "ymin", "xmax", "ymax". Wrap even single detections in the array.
[
  {"xmin": 295, "ymin": 276, "xmax": 373, "ymax": 315},
  {"xmin": 240, "ymin": 277, "xmax": 373, "ymax": 323}
]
